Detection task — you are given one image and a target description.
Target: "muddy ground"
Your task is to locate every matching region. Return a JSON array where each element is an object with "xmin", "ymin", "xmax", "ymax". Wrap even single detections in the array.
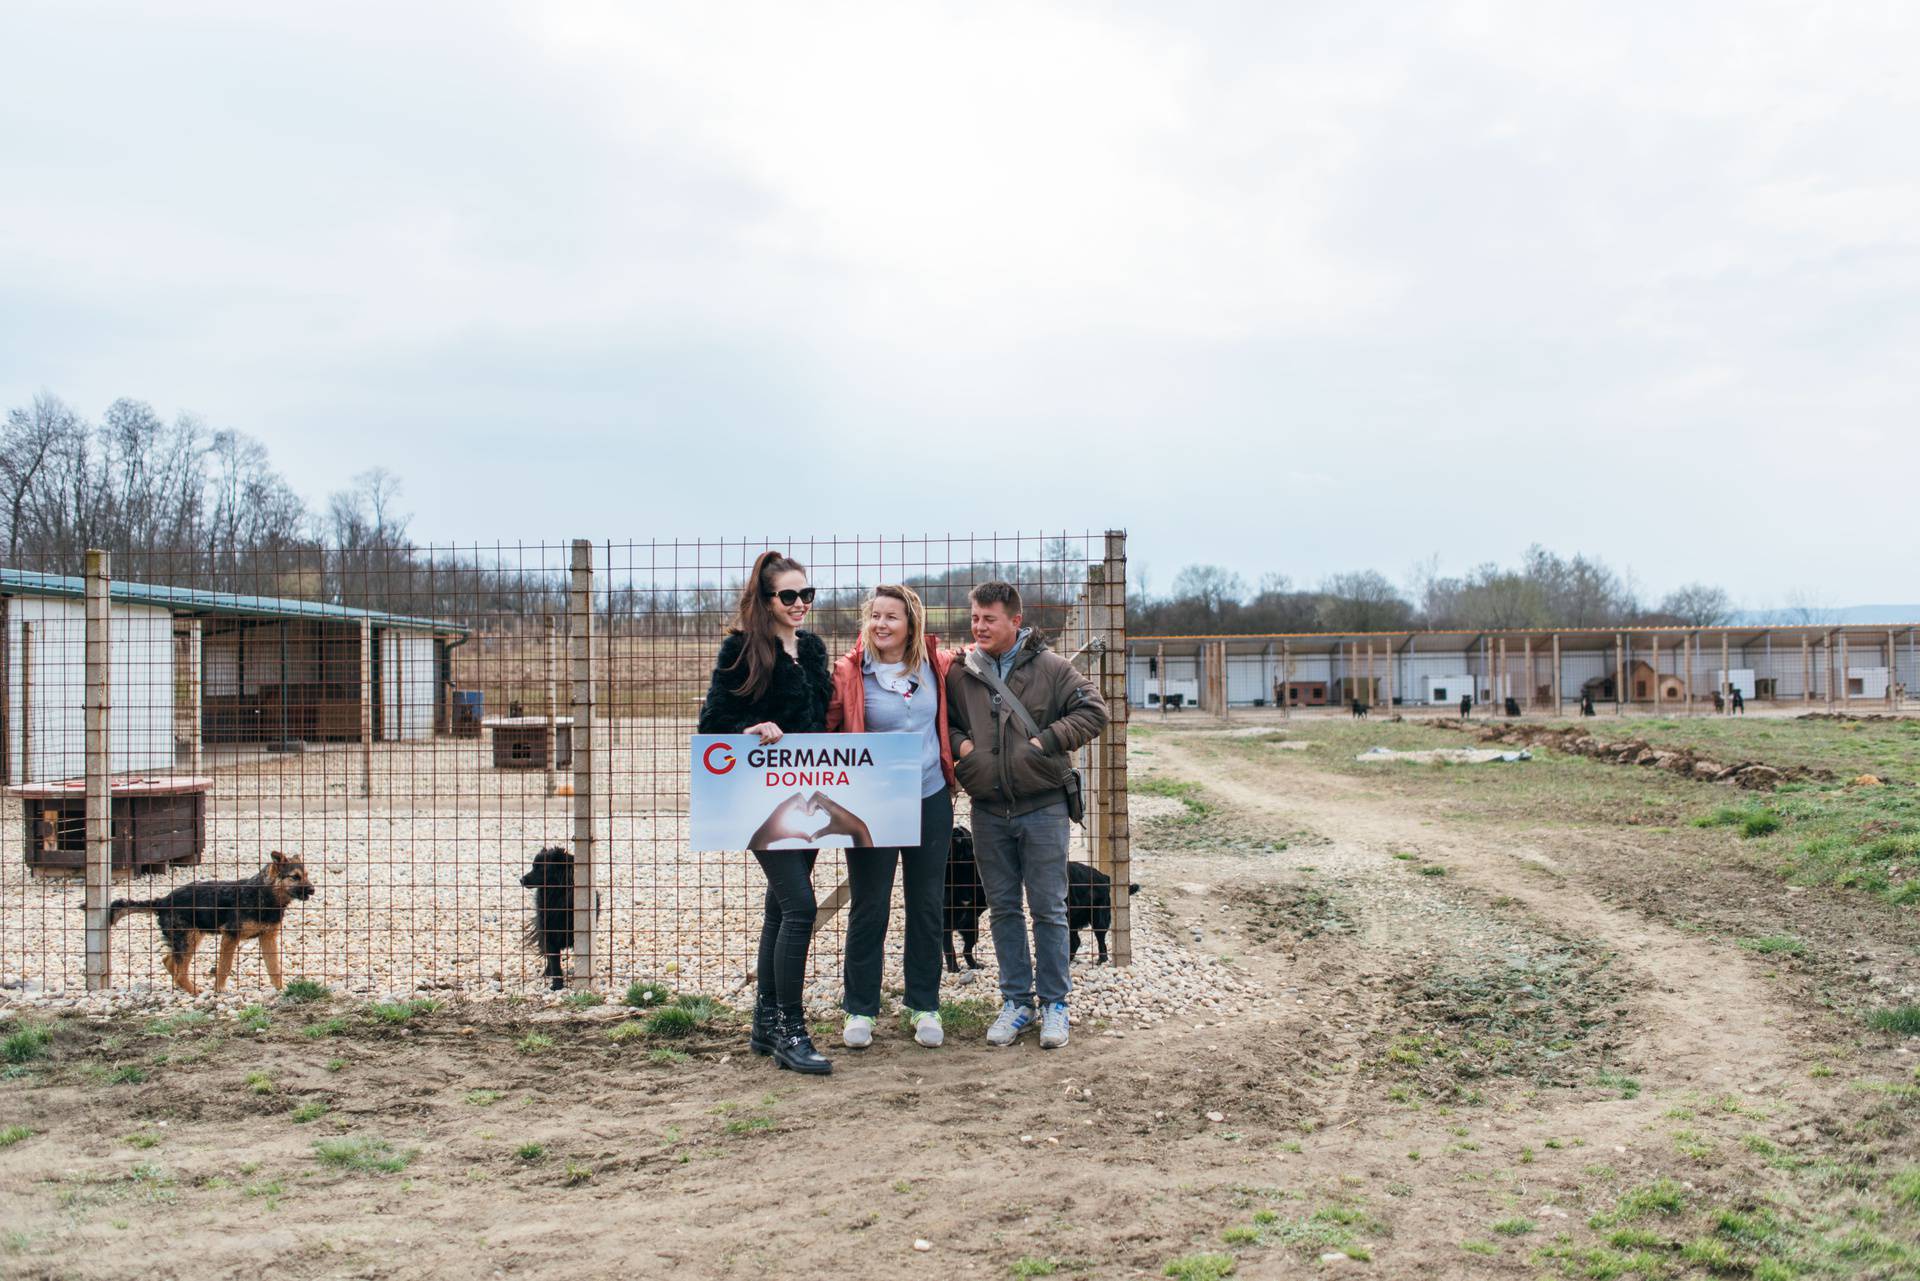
[{"xmin": 2, "ymin": 715, "xmax": 1917, "ymax": 1280}]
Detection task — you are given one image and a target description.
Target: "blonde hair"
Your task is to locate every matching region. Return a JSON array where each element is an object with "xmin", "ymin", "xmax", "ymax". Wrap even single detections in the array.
[{"xmin": 861, "ymin": 584, "xmax": 928, "ymax": 672}]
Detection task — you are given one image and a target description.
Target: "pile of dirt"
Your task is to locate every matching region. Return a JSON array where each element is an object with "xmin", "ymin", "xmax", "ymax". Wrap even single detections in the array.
[{"xmin": 1450, "ymin": 723, "xmax": 1835, "ymax": 790}]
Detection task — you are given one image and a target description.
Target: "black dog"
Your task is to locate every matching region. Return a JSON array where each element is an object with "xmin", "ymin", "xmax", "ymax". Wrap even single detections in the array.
[
  {"xmin": 521, "ymin": 846, "xmax": 588, "ymax": 990},
  {"xmin": 1067, "ymin": 862, "xmax": 1140, "ymax": 965},
  {"xmin": 943, "ymin": 825, "xmax": 988, "ymax": 973},
  {"xmin": 1350, "ymin": 698, "xmax": 1369, "ymax": 719}
]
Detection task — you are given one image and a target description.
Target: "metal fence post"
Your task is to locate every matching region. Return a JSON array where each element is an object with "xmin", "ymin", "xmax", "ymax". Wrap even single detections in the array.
[
  {"xmin": 568, "ymin": 539, "xmax": 598, "ymax": 987},
  {"xmin": 1090, "ymin": 531, "xmax": 1130, "ymax": 965},
  {"xmin": 85, "ymin": 549, "xmax": 111, "ymax": 991}
]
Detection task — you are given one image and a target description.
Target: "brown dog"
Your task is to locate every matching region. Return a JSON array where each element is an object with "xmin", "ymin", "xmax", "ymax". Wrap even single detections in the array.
[{"xmin": 103, "ymin": 852, "xmax": 317, "ymax": 994}]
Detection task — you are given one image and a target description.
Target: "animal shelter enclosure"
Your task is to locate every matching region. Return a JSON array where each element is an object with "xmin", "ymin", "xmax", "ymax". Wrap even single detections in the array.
[{"xmin": 0, "ymin": 535, "xmax": 1130, "ymax": 999}]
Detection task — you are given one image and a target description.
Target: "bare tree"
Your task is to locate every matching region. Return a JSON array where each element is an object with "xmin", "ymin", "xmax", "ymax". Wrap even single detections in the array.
[
  {"xmin": 1657, "ymin": 583, "xmax": 1734, "ymax": 627},
  {"xmin": 0, "ymin": 393, "xmax": 81, "ymax": 561},
  {"xmin": 1317, "ymin": 570, "xmax": 1413, "ymax": 632}
]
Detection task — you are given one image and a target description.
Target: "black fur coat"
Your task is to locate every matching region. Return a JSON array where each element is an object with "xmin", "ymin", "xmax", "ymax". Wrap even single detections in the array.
[{"xmin": 696, "ymin": 630, "xmax": 830, "ymax": 735}]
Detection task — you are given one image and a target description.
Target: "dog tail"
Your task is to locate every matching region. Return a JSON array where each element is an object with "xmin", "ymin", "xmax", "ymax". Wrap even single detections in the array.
[
  {"xmin": 1127, "ymin": 883, "xmax": 1141, "ymax": 894},
  {"xmin": 101, "ymin": 898, "xmax": 158, "ymax": 927}
]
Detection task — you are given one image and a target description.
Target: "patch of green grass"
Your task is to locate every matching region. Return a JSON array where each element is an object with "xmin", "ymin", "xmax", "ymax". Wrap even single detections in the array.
[
  {"xmin": 561, "ymin": 990, "xmax": 604, "ymax": 1009},
  {"xmin": 516, "ymin": 1142, "xmax": 545, "ymax": 1161},
  {"xmin": 643, "ymin": 1007, "xmax": 697, "ymax": 1038},
  {"xmin": 1889, "ymin": 1167, "xmax": 1920, "ymax": 1210},
  {"xmin": 1590, "ymin": 1177, "xmax": 1687, "ymax": 1229},
  {"xmin": 1221, "ymin": 1225, "xmax": 1261, "ymax": 1246},
  {"xmin": 236, "ymin": 1004, "xmax": 271, "ymax": 1033},
  {"xmin": 1741, "ymin": 811, "xmax": 1784, "ymax": 838},
  {"xmin": 624, "ymin": 980, "xmax": 672, "ymax": 1008},
  {"xmin": 647, "ymin": 1048, "xmax": 689, "ymax": 1065},
  {"xmin": 1491, "ymin": 1217, "xmax": 1536, "ymax": 1236},
  {"xmin": 465, "ymin": 1089, "xmax": 505, "ymax": 1106},
  {"xmin": 932, "ymin": 997, "xmax": 998, "ymax": 1038},
  {"xmin": 278, "ymin": 978, "xmax": 328, "ymax": 1003},
  {"xmin": 1418, "ymin": 865, "xmax": 1446, "ymax": 877},
  {"xmin": 0, "ymin": 1125, "xmax": 31, "ymax": 1147},
  {"xmin": 724, "ymin": 1116, "xmax": 774, "ymax": 1135},
  {"xmin": 109, "ymin": 1065, "xmax": 146, "ymax": 1085},
  {"xmin": 673, "ymin": 993, "xmax": 719, "ymax": 1023},
  {"xmin": 1593, "ymin": 1070, "xmax": 1641, "ymax": 1099},
  {"xmin": 563, "ymin": 1162, "xmax": 592, "ymax": 1186},
  {"xmin": 606, "ymin": 1020, "xmax": 649, "ymax": 1043},
  {"xmin": 1162, "ymin": 1253, "xmax": 1234, "ymax": 1280},
  {"xmin": 1011, "ymin": 1259, "xmax": 1060, "ymax": 1278},
  {"xmin": 1135, "ymin": 775, "xmax": 1212, "ymax": 817},
  {"xmin": 368, "ymin": 998, "xmax": 438, "ymax": 1025},
  {"xmin": 304, "ymin": 1016, "xmax": 350, "ymax": 1038},
  {"xmin": 290, "ymin": 1101, "xmax": 328, "ymax": 1124},
  {"xmin": 517, "ymin": 1032, "xmax": 555, "ymax": 1053},
  {"xmin": 325, "ymin": 1057, "xmax": 346, "ymax": 1072},
  {"xmin": 246, "ymin": 1071, "xmax": 274, "ymax": 1095},
  {"xmin": 313, "ymin": 1136, "xmax": 412, "ymax": 1173},
  {"xmin": 1738, "ymin": 934, "xmax": 1806, "ymax": 957},
  {"xmin": 125, "ymin": 1131, "xmax": 159, "ymax": 1149},
  {"xmin": 1867, "ymin": 1005, "xmax": 1920, "ymax": 1035},
  {"xmin": 1460, "ymin": 1239, "xmax": 1498, "ymax": 1256},
  {"xmin": 2, "ymin": 1023, "xmax": 52, "ymax": 1063}
]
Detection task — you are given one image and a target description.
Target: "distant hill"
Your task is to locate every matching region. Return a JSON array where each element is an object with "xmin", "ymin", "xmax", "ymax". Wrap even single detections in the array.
[{"xmin": 1735, "ymin": 605, "xmax": 1920, "ymax": 626}]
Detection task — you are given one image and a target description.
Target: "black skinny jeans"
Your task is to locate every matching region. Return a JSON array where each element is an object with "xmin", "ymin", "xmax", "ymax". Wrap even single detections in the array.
[
  {"xmin": 753, "ymin": 849, "xmax": 818, "ymax": 1017},
  {"xmin": 842, "ymin": 787, "xmax": 954, "ymax": 1017}
]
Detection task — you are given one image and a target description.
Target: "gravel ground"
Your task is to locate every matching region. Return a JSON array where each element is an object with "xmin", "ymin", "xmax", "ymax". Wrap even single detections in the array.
[{"xmin": 1, "ymin": 727, "xmax": 1243, "ymax": 1026}]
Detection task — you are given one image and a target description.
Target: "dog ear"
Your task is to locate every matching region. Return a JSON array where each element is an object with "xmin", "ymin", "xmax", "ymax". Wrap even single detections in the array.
[{"xmin": 270, "ymin": 850, "xmax": 287, "ymax": 865}]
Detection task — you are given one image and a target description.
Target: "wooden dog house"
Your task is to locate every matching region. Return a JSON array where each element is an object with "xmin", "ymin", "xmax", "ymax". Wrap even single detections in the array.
[{"xmin": 15, "ymin": 774, "xmax": 210, "ymax": 873}]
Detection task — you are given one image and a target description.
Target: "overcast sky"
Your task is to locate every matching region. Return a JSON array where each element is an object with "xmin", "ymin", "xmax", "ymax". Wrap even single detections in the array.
[{"xmin": 2, "ymin": 1, "xmax": 1915, "ymax": 608}]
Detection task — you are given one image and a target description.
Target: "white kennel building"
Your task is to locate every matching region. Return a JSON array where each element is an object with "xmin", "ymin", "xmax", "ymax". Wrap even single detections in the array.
[
  {"xmin": 1128, "ymin": 624, "xmax": 1920, "ymax": 714},
  {"xmin": 0, "ymin": 568, "xmax": 467, "ymax": 784}
]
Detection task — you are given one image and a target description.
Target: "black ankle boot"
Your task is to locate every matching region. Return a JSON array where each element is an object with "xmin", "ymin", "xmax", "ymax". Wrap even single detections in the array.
[
  {"xmin": 749, "ymin": 996, "xmax": 778, "ymax": 1057},
  {"xmin": 772, "ymin": 1009, "xmax": 832, "ymax": 1075}
]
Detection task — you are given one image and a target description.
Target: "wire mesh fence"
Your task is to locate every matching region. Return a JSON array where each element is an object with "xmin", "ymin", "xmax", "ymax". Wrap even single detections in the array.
[{"xmin": 0, "ymin": 533, "xmax": 1129, "ymax": 1001}]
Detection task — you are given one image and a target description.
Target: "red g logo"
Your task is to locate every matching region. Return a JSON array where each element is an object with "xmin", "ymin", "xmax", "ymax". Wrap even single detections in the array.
[{"xmin": 702, "ymin": 743, "xmax": 736, "ymax": 775}]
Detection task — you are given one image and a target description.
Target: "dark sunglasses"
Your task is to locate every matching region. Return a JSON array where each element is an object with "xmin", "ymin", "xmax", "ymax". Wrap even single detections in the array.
[{"xmin": 764, "ymin": 587, "xmax": 817, "ymax": 606}]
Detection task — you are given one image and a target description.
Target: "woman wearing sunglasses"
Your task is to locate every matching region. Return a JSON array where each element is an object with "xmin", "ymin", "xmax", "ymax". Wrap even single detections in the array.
[
  {"xmin": 698, "ymin": 551, "xmax": 835, "ymax": 1074},
  {"xmin": 825, "ymin": 584, "xmax": 958, "ymax": 1050}
]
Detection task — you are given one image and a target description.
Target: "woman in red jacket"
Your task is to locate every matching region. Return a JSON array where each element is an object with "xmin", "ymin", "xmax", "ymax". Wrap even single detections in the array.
[{"xmin": 825, "ymin": 584, "xmax": 958, "ymax": 1049}]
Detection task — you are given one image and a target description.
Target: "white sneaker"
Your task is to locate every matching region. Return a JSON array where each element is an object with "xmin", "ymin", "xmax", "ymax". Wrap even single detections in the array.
[
  {"xmin": 910, "ymin": 1009, "xmax": 944, "ymax": 1048},
  {"xmin": 842, "ymin": 1014, "xmax": 874, "ymax": 1048},
  {"xmin": 1039, "ymin": 1002, "xmax": 1070, "ymax": 1050},
  {"xmin": 986, "ymin": 1001, "xmax": 1036, "ymax": 1046}
]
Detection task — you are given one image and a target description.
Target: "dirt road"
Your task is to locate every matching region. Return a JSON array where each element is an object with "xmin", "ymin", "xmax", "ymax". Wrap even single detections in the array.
[{"xmin": 2, "ymin": 719, "xmax": 1915, "ymax": 1279}]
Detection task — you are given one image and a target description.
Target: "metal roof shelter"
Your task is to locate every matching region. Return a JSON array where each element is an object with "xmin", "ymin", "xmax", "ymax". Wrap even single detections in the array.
[
  {"xmin": 1129, "ymin": 624, "xmax": 1920, "ymax": 714},
  {"xmin": 0, "ymin": 569, "xmax": 467, "ymax": 635},
  {"xmin": 2, "ymin": 569, "xmax": 469, "ymax": 779}
]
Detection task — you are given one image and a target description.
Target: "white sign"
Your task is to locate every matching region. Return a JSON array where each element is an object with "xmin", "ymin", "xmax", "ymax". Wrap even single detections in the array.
[{"xmin": 688, "ymin": 733, "xmax": 922, "ymax": 851}]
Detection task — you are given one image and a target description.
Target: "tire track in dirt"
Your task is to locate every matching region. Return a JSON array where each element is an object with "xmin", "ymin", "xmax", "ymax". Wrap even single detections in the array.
[{"xmin": 1145, "ymin": 733, "xmax": 1808, "ymax": 1103}]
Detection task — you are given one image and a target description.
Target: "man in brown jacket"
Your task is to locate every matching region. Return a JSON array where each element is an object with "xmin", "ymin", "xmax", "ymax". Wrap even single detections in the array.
[{"xmin": 946, "ymin": 581, "xmax": 1108, "ymax": 1049}]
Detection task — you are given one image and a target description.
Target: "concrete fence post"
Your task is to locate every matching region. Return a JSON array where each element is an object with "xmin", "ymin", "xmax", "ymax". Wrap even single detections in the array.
[
  {"xmin": 569, "ymin": 539, "xmax": 597, "ymax": 987},
  {"xmin": 84, "ymin": 549, "xmax": 111, "ymax": 992}
]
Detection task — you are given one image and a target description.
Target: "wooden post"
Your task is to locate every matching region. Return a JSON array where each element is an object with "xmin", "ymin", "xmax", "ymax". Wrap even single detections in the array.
[
  {"xmin": 1523, "ymin": 636, "xmax": 1533, "ymax": 711},
  {"xmin": 1281, "ymin": 638, "xmax": 1292, "ymax": 718},
  {"xmin": 1095, "ymin": 533, "xmax": 1130, "ymax": 964},
  {"xmin": 1839, "ymin": 632, "xmax": 1850, "ymax": 708},
  {"xmin": 545, "ymin": 617, "xmax": 560, "ymax": 796},
  {"xmin": 84, "ymin": 549, "xmax": 111, "ymax": 992},
  {"xmin": 185, "ymin": 618, "xmax": 202, "ymax": 774},
  {"xmin": 1651, "ymin": 635, "xmax": 1661, "ymax": 711},
  {"xmin": 1552, "ymin": 632, "xmax": 1562, "ymax": 713},
  {"xmin": 1617, "ymin": 633, "xmax": 1627, "ymax": 714},
  {"xmin": 1889, "ymin": 629, "xmax": 1898, "ymax": 711},
  {"xmin": 1683, "ymin": 634, "xmax": 1692, "ymax": 713},
  {"xmin": 568, "ymin": 540, "xmax": 597, "ymax": 987},
  {"xmin": 359, "ymin": 618, "xmax": 374, "ymax": 797},
  {"xmin": 1217, "ymin": 641, "xmax": 1230, "ymax": 723}
]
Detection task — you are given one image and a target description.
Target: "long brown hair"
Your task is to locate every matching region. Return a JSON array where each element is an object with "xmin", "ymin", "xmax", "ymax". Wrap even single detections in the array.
[
  {"xmin": 724, "ymin": 550, "xmax": 807, "ymax": 700},
  {"xmin": 860, "ymin": 584, "xmax": 928, "ymax": 674}
]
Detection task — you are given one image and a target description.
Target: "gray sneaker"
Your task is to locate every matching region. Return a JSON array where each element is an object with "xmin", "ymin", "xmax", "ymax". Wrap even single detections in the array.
[
  {"xmin": 1039, "ymin": 1002, "xmax": 1070, "ymax": 1050},
  {"xmin": 842, "ymin": 1014, "xmax": 874, "ymax": 1049},
  {"xmin": 909, "ymin": 1008, "xmax": 944, "ymax": 1048},
  {"xmin": 985, "ymin": 1001, "xmax": 1035, "ymax": 1046}
]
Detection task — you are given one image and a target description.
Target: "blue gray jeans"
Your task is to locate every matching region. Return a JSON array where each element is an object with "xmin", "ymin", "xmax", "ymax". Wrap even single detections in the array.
[{"xmin": 971, "ymin": 801, "xmax": 1072, "ymax": 1008}]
